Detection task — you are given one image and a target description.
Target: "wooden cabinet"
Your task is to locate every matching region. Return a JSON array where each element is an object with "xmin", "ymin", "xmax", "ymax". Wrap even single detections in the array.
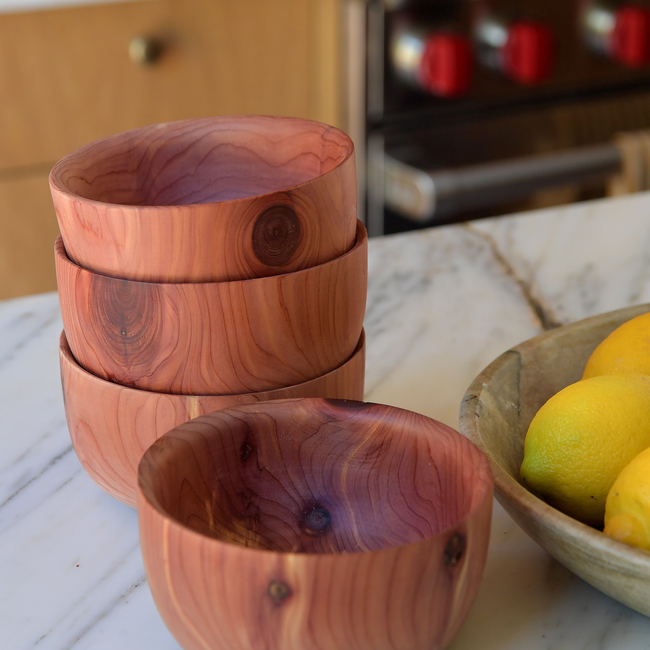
[
  {"xmin": 0, "ymin": 172, "xmax": 62, "ymax": 299},
  {"xmin": 0, "ymin": 0, "xmax": 343, "ymax": 298}
]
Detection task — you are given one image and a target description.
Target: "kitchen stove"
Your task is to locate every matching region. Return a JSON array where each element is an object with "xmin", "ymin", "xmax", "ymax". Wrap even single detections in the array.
[{"xmin": 347, "ymin": 0, "xmax": 650, "ymax": 235}]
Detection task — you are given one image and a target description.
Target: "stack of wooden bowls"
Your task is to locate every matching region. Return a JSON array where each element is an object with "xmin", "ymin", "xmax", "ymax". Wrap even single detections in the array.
[{"xmin": 50, "ymin": 116, "xmax": 367, "ymax": 507}]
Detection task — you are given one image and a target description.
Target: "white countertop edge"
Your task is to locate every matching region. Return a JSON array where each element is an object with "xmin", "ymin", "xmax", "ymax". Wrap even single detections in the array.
[{"xmin": 0, "ymin": 0, "xmax": 150, "ymax": 15}]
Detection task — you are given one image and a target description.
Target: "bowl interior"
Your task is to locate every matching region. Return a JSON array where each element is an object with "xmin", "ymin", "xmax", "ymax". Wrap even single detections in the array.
[
  {"xmin": 51, "ymin": 116, "xmax": 353, "ymax": 207},
  {"xmin": 139, "ymin": 399, "xmax": 492, "ymax": 555}
]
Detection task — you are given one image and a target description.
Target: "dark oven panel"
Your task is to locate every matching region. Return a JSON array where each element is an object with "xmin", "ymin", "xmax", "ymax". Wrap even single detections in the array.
[{"xmin": 367, "ymin": 0, "xmax": 650, "ymax": 234}]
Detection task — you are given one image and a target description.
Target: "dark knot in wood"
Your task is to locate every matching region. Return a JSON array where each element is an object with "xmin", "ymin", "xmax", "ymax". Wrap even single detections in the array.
[
  {"xmin": 252, "ymin": 204, "xmax": 301, "ymax": 267},
  {"xmin": 89, "ymin": 276, "xmax": 163, "ymax": 363},
  {"xmin": 300, "ymin": 504, "xmax": 331, "ymax": 536},
  {"xmin": 268, "ymin": 580, "xmax": 291, "ymax": 604},
  {"xmin": 443, "ymin": 532, "xmax": 466, "ymax": 567},
  {"xmin": 240, "ymin": 441, "xmax": 254, "ymax": 463}
]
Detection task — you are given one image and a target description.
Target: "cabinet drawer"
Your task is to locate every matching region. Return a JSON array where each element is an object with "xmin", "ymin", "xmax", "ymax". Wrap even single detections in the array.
[
  {"xmin": 0, "ymin": 1, "xmax": 170, "ymax": 171},
  {"xmin": 0, "ymin": 0, "xmax": 341, "ymax": 172}
]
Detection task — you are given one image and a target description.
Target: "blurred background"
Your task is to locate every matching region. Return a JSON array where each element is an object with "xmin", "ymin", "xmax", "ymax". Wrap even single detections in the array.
[{"xmin": 4, "ymin": 0, "xmax": 650, "ymax": 299}]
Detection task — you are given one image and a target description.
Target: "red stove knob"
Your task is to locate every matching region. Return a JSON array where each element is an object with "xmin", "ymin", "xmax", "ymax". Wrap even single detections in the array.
[
  {"xmin": 503, "ymin": 21, "xmax": 555, "ymax": 84},
  {"xmin": 391, "ymin": 25, "xmax": 474, "ymax": 98},
  {"xmin": 611, "ymin": 5, "xmax": 650, "ymax": 66},
  {"xmin": 419, "ymin": 33, "xmax": 474, "ymax": 97},
  {"xmin": 474, "ymin": 14, "xmax": 555, "ymax": 85}
]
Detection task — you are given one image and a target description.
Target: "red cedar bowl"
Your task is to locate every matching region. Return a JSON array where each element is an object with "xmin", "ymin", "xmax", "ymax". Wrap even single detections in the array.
[
  {"xmin": 137, "ymin": 398, "xmax": 493, "ymax": 650},
  {"xmin": 55, "ymin": 221, "xmax": 367, "ymax": 396},
  {"xmin": 60, "ymin": 330, "xmax": 366, "ymax": 508},
  {"xmin": 459, "ymin": 304, "xmax": 650, "ymax": 617},
  {"xmin": 49, "ymin": 115, "xmax": 357, "ymax": 283}
]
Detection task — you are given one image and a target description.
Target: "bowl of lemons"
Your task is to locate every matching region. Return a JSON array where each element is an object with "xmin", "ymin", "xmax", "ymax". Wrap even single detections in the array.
[{"xmin": 460, "ymin": 303, "xmax": 650, "ymax": 616}]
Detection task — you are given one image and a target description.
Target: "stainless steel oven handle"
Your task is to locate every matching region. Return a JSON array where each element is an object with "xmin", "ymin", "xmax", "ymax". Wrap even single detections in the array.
[{"xmin": 383, "ymin": 143, "xmax": 622, "ymax": 222}]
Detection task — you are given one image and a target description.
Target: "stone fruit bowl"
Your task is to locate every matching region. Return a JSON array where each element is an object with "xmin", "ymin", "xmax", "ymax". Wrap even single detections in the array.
[
  {"xmin": 459, "ymin": 303, "xmax": 650, "ymax": 616},
  {"xmin": 137, "ymin": 398, "xmax": 493, "ymax": 650}
]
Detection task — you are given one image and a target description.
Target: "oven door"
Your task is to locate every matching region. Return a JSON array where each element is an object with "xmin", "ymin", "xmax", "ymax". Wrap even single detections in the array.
[{"xmin": 367, "ymin": 91, "xmax": 650, "ymax": 236}]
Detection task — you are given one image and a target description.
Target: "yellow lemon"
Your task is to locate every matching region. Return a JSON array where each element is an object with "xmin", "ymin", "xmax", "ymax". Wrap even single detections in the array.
[
  {"xmin": 520, "ymin": 374, "xmax": 650, "ymax": 526},
  {"xmin": 605, "ymin": 446, "xmax": 650, "ymax": 550},
  {"xmin": 583, "ymin": 312, "xmax": 650, "ymax": 379}
]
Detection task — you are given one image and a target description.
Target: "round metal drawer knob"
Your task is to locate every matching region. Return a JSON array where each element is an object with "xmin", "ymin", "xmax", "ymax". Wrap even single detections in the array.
[{"xmin": 129, "ymin": 36, "xmax": 164, "ymax": 66}]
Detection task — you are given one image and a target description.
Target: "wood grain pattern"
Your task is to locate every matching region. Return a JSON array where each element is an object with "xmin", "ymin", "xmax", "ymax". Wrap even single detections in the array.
[
  {"xmin": 138, "ymin": 399, "xmax": 493, "ymax": 650},
  {"xmin": 60, "ymin": 330, "xmax": 365, "ymax": 508},
  {"xmin": 55, "ymin": 220, "xmax": 366, "ymax": 395},
  {"xmin": 459, "ymin": 303, "xmax": 650, "ymax": 617},
  {"xmin": 49, "ymin": 116, "xmax": 356, "ymax": 283}
]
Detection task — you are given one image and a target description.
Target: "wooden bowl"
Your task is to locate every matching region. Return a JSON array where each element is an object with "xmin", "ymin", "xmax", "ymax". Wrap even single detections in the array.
[
  {"xmin": 60, "ymin": 330, "xmax": 366, "ymax": 508},
  {"xmin": 55, "ymin": 221, "xmax": 367, "ymax": 396},
  {"xmin": 460, "ymin": 303, "xmax": 650, "ymax": 616},
  {"xmin": 137, "ymin": 398, "xmax": 493, "ymax": 650},
  {"xmin": 49, "ymin": 116, "xmax": 356, "ymax": 283}
]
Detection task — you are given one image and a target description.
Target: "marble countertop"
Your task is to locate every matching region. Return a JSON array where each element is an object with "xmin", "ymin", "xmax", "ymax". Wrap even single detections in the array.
[{"xmin": 3, "ymin": 192, "xmax": 650, "ymax": 649}]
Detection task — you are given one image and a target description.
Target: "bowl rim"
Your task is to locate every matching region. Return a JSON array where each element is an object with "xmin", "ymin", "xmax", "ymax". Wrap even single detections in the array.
[
  {"xmin": 49, "ymin": 115, "xmax": 355, "ymax": 211},
  {"xmin": 59, "ymin": 328, "xmax": 366, "ymax": 400},
  {"xmin": 137, "ymin": 398, "xmax": 494, "ymax": 558},
  {"xmin": 459, "ymin": 303, "xmax": 650, "ymax": 569},
  {"xmin": 55, "ymin": 219, "xmax": 367, "ymax": 288}
]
